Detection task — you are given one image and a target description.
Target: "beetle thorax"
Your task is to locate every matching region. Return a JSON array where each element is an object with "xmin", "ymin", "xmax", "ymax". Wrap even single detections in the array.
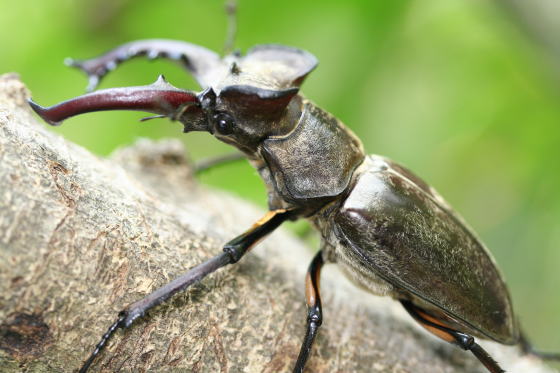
[{"xmin": 254, "ymin": 100, "xmax": 365, "ymax": 212}]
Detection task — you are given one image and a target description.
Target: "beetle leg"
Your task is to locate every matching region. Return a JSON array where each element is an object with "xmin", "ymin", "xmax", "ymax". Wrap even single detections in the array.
[
  {"xmin": 519, "ymin": 330, "xmax": 560, "ymax": 361},
  {"xmin": 65, "ymin": 39, "xmax": 221, "ymax": 92},
  {"xmin": 78, "ymin": 208, "xmax": 297, "ymax": 373},
  {"xmin": 194, "ymin": 152, "xmax": 246, "ymax": 174},
  {"xmin": 401, "ymin": 300, "xmax": 505, "ymax": 373},
  {"xmin": 293, "ymin": 250, "xmax": 324, "ymax": 373}
]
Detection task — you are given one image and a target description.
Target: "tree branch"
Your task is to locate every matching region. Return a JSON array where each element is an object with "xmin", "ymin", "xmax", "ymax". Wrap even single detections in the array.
[{"xmin": 0, "ymin": 73, "xmax": 554, "ymax": 372}]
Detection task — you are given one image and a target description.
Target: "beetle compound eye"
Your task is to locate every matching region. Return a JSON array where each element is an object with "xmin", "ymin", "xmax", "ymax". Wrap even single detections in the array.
[{"xmin": 214, "ymin": 112, "xmax": 236, "ymax": 135}]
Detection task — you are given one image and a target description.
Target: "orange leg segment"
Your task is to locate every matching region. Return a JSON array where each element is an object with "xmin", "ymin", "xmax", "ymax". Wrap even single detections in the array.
[{"xmin": 401, "ymin": 300, "xmax": 505, "ymax": 373}]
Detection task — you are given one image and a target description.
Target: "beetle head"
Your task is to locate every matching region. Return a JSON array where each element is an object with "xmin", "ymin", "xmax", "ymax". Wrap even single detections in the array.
[
  {"xmin": 183, "ymin": 84, "xmax": 298, "ymax": 155},
  {"xmin": 185, "ymin": 44, "xmax": 317, "ymax": 154}
]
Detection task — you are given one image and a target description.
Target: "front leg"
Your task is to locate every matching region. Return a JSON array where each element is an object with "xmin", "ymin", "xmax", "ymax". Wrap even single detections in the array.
[{"xmin": 79, "ymin": 208, "xmax": 297, "ymax": 373}]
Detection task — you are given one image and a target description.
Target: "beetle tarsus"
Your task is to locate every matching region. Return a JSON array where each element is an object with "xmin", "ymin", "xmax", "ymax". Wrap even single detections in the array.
[
  {"xmin": 78, "ymin": 210, "xmax": 295, "ymax": 372},
  {"xmin": 79, "ymin": 313, "xmax": 126, "ymax": 373}
]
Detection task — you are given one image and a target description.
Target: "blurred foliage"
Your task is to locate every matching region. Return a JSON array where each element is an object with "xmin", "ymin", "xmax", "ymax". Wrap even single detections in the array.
[{"xmin": 1, "ymin": 0, "xmax": 559, "ymax": 358}]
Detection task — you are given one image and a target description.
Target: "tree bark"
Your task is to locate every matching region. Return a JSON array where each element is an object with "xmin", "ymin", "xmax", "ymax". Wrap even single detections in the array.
[{"xmin": 0, "ymin": 73, "xmax": 555, "ymax": 373}]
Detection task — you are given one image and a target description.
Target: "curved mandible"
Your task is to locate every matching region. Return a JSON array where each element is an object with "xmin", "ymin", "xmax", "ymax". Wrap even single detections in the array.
[
  {"xmin": 65, "ymin": 39, "xmax": 221, "ymax": 92},
  {"xmin": 28, "ymin": 75, "xmax": 203, "ymax": 129}
]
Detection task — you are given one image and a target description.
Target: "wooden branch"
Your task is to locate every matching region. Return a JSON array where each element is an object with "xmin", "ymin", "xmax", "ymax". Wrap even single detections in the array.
[{"xmin": 0, "ymin": 73, "xmax": 555, "ymax": 372}]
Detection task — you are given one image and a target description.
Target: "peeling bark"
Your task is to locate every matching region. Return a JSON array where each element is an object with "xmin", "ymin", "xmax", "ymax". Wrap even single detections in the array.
[{"xmin": 0, "ymin": 73, "xmax": 556, "ymax": 372}]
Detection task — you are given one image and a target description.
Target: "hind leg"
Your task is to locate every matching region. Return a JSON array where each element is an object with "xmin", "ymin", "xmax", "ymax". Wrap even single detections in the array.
[
  {"xmin": 519, "ymin": 330, "xmax": 560, "ymax": 361},
  {"xmin": 401, "ymin": 300, "xmax": 505, "ymax": 373}
]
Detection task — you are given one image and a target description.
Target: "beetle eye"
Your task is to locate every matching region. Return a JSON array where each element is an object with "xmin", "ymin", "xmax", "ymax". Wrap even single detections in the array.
[{"xmin": 213, "ymin": 112, "xmax": 236, "ymax": 135}]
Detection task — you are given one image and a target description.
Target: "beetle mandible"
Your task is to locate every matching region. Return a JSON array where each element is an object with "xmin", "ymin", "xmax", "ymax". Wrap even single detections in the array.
[{"xmin": 28, "ymin": 12, "xmax": 560, "ymax": 373}]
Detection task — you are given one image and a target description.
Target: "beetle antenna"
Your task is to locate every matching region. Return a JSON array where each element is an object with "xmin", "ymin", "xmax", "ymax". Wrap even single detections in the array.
[
  {"xmin": 223, "ymin": 0, "xmax": 237, "ymax": 56},
  {"xmin": 139, "ymin": 114, "xmax": 167, "ymax": 122}
]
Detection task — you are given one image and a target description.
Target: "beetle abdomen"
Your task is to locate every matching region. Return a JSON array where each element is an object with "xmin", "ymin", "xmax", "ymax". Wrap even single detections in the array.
[{"xmin": 330, "ymin": 155, "xmax": 518, "ymax": 344}]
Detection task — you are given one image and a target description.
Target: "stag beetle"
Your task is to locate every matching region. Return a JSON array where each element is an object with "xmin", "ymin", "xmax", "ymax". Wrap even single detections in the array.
[{"xmin": 28, "ymin": 24, "xmax": 560, "ymax": 373}]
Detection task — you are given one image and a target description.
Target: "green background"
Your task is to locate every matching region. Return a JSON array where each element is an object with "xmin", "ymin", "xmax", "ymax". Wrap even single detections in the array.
[{"xmin": 2, "ymin": 0, "xmax": 559, "ymax": 360}]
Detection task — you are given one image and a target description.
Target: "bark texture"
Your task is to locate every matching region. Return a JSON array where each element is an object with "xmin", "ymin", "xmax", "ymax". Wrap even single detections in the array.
[{"xmin": 0, "ymin": 73, "xmax": 555, "ymax": 373}]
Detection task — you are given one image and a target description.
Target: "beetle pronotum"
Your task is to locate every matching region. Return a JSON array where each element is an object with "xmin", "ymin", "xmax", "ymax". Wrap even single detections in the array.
[{"xmin": 28, "ymin": 4, "xmax": 559, "ymax": 373}]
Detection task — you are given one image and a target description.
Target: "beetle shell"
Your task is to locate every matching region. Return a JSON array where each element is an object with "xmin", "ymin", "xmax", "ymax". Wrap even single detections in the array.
[{"xmin": 320, "ymin": 155, "xmax": 518, "ymax": 344}]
